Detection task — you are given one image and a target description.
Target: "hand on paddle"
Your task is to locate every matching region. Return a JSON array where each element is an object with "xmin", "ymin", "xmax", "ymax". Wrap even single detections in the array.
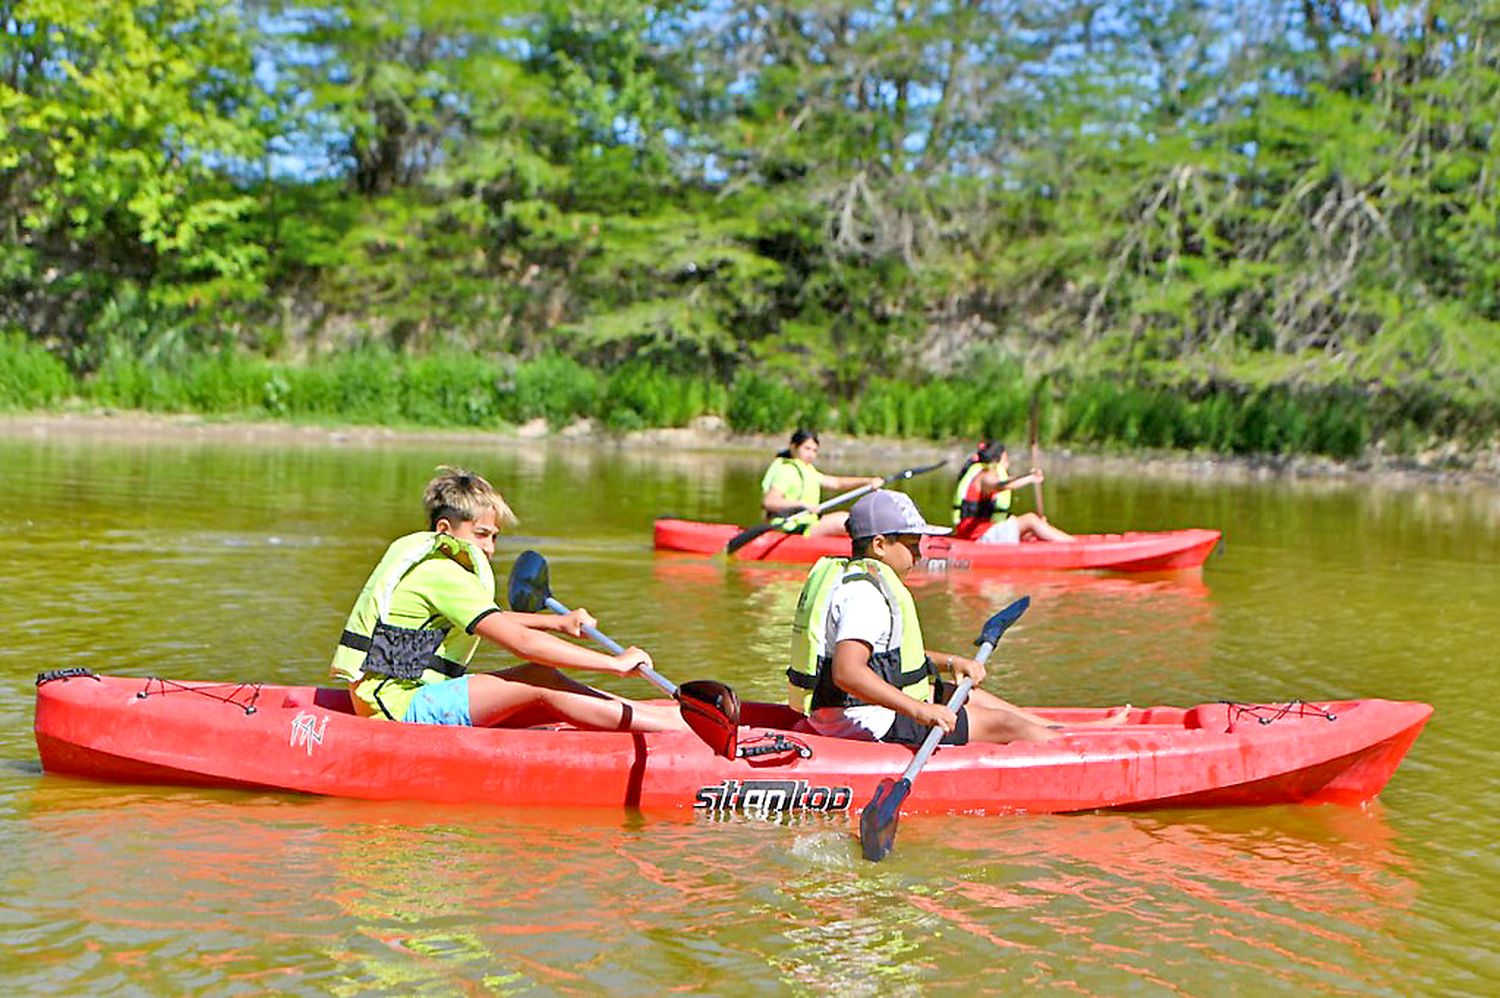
[
  {"xmin": 999, "ymin": 468, "xmax": 1043, "ymax": 491},
  {"xmin": 912, "ymin": 701, "xmax": 959, "ymax": 734},
  {"xmin": 558, "ymin": 608, "xmax": 597, "ymax": 637},
  {"xmin": 948, "ymin": 656, "xmax": 988, "ymax": 686},
  {"xmin": 725, "ymin": 459, "xmax": 947, "ymax": 556},
  {"xmin": 507, "ymin": 549, "xmax": 742, "ymax": 759},
  {"xmin": 860, "ymin": 596, "xmax": 1032, "ymax": 862},
  {"xmin": 609, "ymin": 647, "xmax": 654, "ymax": 676},
  {"xmin": 508, "ymin": 606, "xmax": 597, "ymax": 638}
]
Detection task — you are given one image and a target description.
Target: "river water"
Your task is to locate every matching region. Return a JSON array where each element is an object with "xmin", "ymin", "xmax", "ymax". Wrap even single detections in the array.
[{"xmin": 2, "ymin": 430, "xmax": 1496, "ymax": 995}]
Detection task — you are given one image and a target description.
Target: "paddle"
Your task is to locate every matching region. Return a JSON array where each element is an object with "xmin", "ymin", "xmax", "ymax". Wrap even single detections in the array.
[
  {"xmin": 724, "ymin": 459, "xmax": 948, "ymax": 556},
  {"xmin": 1028, "ymin": 391, "xmax": 1046, "ymax": 518},
  {"xmin": 506, "ymin": 550, "xmax": 741, "ymax": 759},
  {"xmin": 859, "ymin": 596, "xmax": 1031, "ymax": 862}
]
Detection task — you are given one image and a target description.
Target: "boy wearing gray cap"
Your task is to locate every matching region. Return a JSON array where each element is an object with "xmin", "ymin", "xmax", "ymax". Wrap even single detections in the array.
[{"xmin": 788, "ymin": 490, "xmax": 1117, "ymax": 744}]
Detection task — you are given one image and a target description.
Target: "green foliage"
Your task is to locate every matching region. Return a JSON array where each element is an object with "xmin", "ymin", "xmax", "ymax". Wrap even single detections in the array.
[
  {"xmin": 724, "ymin": 370, "xmax": 831, "ymax": 434},
  {"xmin": 507, "ymin": 354, "xmax": 601, "ymax": 427},
  {"xmin": 1, "ymin": 0, "xmax": 269, "ymax": 349},
  {"xmin": 600, "ymin": 363, "xmax": 722, "ymax": 430},
  {"xmin": 0, "ymin": 333, "xmax": 73, "ymax": 408},
  {"xmin": 4, "ymin": 1, "xmax": 1500, "ymax": 459}
]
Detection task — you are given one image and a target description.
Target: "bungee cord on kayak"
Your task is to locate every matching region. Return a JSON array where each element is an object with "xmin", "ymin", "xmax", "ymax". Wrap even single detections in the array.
[{"xmin": 1225, "ymin": 701, "xmax": 1340, "ymax": 725}]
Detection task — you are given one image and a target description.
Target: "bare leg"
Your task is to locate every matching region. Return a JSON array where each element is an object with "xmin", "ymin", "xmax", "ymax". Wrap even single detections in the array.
[
  {"xmin": 966, "ymin": 686, "xmax": 1131, "ymax": 728},
  {"xmin": 807, "ymin": 510, "xmax": 851, "ymax": 537},
  {"xmin": 495, "ymin": 661, "xmax": 616, "ymax": 699},
  {"xmin": 1013, "ymin": 512, "xmax": 1074, "ymax": 542},
  {"xmin": 466, "ymin": 669, "xmax": 688, "ymax": 732},
  {"xmin": 964, "ymin": 704, "xmax": 1059, "ymax": 744},
  {"xmin": 496, "ymin": 662, "xmax": 700, "ymax": 730}
]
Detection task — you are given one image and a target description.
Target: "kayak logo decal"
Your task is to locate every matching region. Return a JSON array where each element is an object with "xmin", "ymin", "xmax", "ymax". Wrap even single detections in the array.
[
  {"xmin": 290, "ymin": 711, "xmax": 329, "ymax": 756},
  {"xmin": 694, "ymin": 779, "xmax": 852, "ymax": 814},
  {"xmin": 917, "ymin": 557, "xmax": 970, "ymax": 573}
]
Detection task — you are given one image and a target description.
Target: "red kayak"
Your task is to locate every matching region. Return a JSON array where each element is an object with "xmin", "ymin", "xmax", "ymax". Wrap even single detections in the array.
[
  {"xmin": 34, "ymin": 672, "xmax": 1429, "ymax": 813},
  {"xmin": 655, "ymin": 517, "xmax": 1222, "ymax": 573}
]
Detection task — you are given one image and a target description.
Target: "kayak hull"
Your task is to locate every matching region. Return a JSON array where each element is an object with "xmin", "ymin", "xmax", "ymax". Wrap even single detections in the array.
[
  {"xmin": 34, "ymin": 674, "xmax": 1429, "ymax": 815},
  {"xmin": 654, "ymin": 518, "xmax": 1222, "ymax": 572}
]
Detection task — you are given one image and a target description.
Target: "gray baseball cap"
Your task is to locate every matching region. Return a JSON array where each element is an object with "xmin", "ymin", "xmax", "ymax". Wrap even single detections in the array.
[{"xmin": 847, "ymin": 490, "xmax": 952, "ymax": 540}]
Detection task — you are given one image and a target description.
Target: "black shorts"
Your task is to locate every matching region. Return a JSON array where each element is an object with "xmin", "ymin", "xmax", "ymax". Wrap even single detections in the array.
[{"xmin": 884, "ymin": 705, "xmax": 970, "ymax": 746}]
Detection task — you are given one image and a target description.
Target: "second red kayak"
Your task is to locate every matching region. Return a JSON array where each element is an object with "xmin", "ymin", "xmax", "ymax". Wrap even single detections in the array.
[{"xmin": 655, "ymin": 518, "xmax": 1222, "ymax": 572}]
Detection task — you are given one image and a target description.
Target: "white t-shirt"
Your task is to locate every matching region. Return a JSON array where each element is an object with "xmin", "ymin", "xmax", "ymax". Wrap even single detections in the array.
[{"xmin": 807, "ymin": 576, "xmax": 899, "ymax": 740}]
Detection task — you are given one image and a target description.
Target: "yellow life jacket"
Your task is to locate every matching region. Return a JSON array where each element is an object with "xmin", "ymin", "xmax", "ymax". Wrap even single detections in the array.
[
  {"xmin": 760, "ymin": 456, "xmax": 819, "ymax": 531},
  {"xmin": 952, "ymin": 461, "xmax": 1012, "ymax": 525},
  {"xmin": 330, "ymin": 531, "xmax": 495, "ymax": 682},
  {"xmin": 786, "ymin": 556, "xmax": 935, "ymax": 713}
]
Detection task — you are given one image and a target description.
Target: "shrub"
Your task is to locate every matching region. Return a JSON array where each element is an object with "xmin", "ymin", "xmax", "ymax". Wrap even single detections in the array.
[{"xmin": 0, "ymin": 334, "xmax": 73, "ymax": 409}]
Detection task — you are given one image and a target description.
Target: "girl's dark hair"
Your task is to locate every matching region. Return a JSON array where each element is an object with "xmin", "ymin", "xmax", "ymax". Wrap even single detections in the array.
[
  {"xmin": 959, "ymin": 440, "xmax": 1006, "ymax": 478},
  {"xmin": 777, "ymin": 429, "xmax": 820, "ymax": 459}
]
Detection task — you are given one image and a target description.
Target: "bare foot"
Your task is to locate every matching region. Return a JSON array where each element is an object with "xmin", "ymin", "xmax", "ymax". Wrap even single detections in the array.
[{"xmin": 1094, "ymin": 704, "xmax": 1132, "ymax": 726}]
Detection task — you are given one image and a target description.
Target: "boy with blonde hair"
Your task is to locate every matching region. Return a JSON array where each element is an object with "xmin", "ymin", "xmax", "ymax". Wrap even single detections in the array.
[{"xmin": 331, "ymin": 466, "xmax": 686, "ymax": 731}]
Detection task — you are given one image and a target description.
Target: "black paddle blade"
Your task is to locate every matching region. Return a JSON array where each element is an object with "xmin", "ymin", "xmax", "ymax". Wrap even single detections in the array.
[
  {"xmin": 976, "ymin": 596, "xmax": 1030, "ymax": 647},
  {"xmin": 676, "ymin": 680, "xmax": 740, "ymax": 759},
  {"xmin": 723, "ymin": 522, "xmax": 776, "ymax": 556},
  {"xmin": 860, "ymin": 777, "xmax": 912, "ymax": 862},
  {"xmin": 890, "ymin": 459, "xmax": 948, "ymax": 482},
  {"xmin": 506, "ymin": 549, "xmax": 550, "ymax": 612}
]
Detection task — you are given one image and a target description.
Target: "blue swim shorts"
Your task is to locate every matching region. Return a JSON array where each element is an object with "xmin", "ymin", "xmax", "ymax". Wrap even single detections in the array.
[{"xmin": 402, "ymin": 676, "xmax": 473, "ymax": 726}]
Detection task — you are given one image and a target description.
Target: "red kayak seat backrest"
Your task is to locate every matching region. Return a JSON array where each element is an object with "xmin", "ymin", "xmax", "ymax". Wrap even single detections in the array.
[
  {"xmin": 1182, "ymin": 703, "xmax": 1233, "ymax": 733},
  {"xmin": 281, "ymin": 687, "xmax": 357, "ymax": 714}
]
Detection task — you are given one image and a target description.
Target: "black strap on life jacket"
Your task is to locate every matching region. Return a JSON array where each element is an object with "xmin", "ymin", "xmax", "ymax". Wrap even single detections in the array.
[
  {"xmin": 340, "ymin": 623, "xmax": 466, "ymax": 680},
  {"xmin": 809, "ymin": 650, "xmax": 937, "ymax": 710},
  {"xmin": 956, "ymin": 495, "xmax": 996, "ymax": 520}
]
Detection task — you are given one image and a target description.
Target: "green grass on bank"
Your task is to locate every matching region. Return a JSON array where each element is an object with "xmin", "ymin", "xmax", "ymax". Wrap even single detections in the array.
[{"xmin": 1, "ymin": 335, "xmax": 1493, "ymax": 461}]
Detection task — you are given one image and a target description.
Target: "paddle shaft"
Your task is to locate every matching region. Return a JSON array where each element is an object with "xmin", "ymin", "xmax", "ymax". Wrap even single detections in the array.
[
  {"xmin": 734, "ymin": 460, "xmax": 947, "ymax": 553},
  {"xmin": 1029, "ymin": 395, "xmax": 1046, "ymax": 518},
  {"xmin": 899, "ymin": 637, "xmax": 996, "ymax": 782},
  {"xmin": 540, "ymin": 594, "xmax": 679, "ymax": 699},
  {"xmin": 816, "ymin": 459, "xmax": 946, "ymax": 516}
]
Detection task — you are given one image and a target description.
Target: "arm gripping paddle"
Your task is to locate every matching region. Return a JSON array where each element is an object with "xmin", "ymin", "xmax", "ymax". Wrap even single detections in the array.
[
  {"xmin": 859, "ymin": 595, "xmax": 1031, "ymax": 862},
  {"xmin": 724, "ymin": 459, "xmax": 948, "ymax": 556},
  {"xmin": 507, "ymin": 550, "xmax": 740, "ymax": 758}
]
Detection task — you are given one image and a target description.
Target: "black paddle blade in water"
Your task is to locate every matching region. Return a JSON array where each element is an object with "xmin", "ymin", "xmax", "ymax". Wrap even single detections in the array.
[
  {"xmin": 977, "ymin": 596, "xmax": 1030, "ymax": 647},
  {"xmin": 677, "ymin": 679, "xmax": 741, "ymax": 759},
  {"xmin": 860, "ymin": 777, "xmax": 912, "ymax": 862},
  {"xmin": 506, "ymin": 550, "xmax": 550, "ymax": 612}
]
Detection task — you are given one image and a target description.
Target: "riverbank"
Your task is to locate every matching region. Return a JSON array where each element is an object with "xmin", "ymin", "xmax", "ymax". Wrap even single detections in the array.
[{"xmin": 4, "ymin": 409, "xmax": 1498, "ymax": 489}]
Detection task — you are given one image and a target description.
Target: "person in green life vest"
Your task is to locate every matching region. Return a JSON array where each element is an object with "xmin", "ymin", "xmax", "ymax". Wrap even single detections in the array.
[
  {"xmin": 787, "ymin": 490, "xmax": 1127, "ymax": 744},
  {"xmin": 330, "ymin": 466, "xmax": 688, "ymax": 732},
  {"xmin": 952, "ymin": 440, "xmax": 1074, "ymax": 544},
  {"xmin": 761, "ymin": 430, "xmax": 882, "ymax": 537}
]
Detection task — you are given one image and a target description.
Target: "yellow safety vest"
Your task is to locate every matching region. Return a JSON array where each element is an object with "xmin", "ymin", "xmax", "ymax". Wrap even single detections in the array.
[
  {"xmin": 760, "ymin": 457, "xmax": 819, "ymax": 531},
  {"xmin": 786, "ymin": 556, "xmax": 935, "ymax": 712},
  {"xmin": 330, "ymin": 531, "xmax": 495, "ymax": 681},
  {"xmin": 952, "ymin": 461, "xmax": 1011, "ymax": 525}
]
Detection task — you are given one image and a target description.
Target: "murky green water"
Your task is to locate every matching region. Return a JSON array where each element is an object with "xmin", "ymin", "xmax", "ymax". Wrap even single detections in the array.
[{"xmin": 3, "ymin": 431, "xmax": 1497, "ymax": 995}]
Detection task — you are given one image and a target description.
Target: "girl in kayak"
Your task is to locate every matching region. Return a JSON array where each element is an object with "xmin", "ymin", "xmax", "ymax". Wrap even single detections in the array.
[
  {"xmin": 952, "ymin": 440, "xmax": 1074, "ymax": 543},
  {"xmin": 761, "ymin": 430, "xmax": 882, "ymax": 537},
  {"xmin": 329, "ymin": 466, "xmax": 687, "ymax": 732},
  {"xmin": 787, "ymin": 490, "xmax": 1126, "ymax": 744}
]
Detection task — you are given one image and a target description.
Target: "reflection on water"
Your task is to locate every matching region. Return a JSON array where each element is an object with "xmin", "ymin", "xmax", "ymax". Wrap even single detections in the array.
[
  {"xmin": 2, "ymin": 432, "xmax": 1496, "ymax": 993},
  {"xmin": 16, "ymin": 781, "xmax": 1419, "ymax": 996}
]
